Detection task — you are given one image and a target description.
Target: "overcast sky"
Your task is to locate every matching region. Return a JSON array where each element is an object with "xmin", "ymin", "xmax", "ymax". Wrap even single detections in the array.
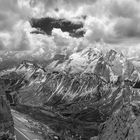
[{"xmin": 0, "ymin": 0, "xmax": 140, "ymax": 59}]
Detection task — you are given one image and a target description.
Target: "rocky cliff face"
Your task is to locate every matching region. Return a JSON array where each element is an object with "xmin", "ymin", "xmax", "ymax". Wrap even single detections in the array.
[
  {"xmin": 0, "ymin": 48, "xmax": 140, "ymax": 139},
  {"xmin": 0, "ymin": 94, "xmax": 14, "ymax": 139},
  {"xmin": 99, "ymin": 104, "xmax": 140, "ymax": 140}
]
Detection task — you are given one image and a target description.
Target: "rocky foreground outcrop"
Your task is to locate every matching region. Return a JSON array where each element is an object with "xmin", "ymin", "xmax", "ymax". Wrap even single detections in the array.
[
  {"xmin": 99, "ymin": 104, "xmax": 140, "ymax": 140},
  {"xmin": 0, "ymin": 94, "xmax": 14, "ymax": 139}
]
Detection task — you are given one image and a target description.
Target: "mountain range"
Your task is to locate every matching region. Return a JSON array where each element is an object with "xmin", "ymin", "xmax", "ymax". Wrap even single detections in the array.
[{"xmin": 1, "ymin": 47, "xmax": 140, "ymax": 139}]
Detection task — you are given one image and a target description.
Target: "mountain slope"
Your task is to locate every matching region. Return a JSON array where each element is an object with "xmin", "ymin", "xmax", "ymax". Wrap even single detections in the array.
[{"xmin": 1, "ymin": 48, "xmax": 140, "ymax": 139}]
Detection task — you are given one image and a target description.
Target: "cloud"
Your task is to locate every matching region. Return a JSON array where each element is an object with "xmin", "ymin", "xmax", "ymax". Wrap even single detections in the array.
[
  {"xmin": 107, "ymin": 0, "xmax": 140, "ymax": 40},
  {"xmin": 0, "ymin": 0, "xmax": 140, "ymax": 59},
  {"xmin": 0, "ymin": 21, "xmax": 31, "ymax": 51},
  {"xmin": 114, "ymin": 18, "xmax": 140, "ymax": 38},
  {"xmin": 52, "ymin": 28, "xmax": 84, "ymax": 54},
  {"xmin": 0, "ymin": 0, "xmax": 19, "ymax": 31},
  {"xmin": 30, "ymin": 0, "xmax": 97, "ymax": 10},
  {"xmin": 109, "ymin": 0, "xmax": 140, "ymax": 18},
  {"xmin": 0, "ymin": 40, "xmax": 4, "ymax": 50},
  {"xmin": 85, "ymin": 16, "xmax": 109, "ymax": 42},
  {"xmin": 0, "ymin": 0, "xmax": 31, "ymax": 30}
]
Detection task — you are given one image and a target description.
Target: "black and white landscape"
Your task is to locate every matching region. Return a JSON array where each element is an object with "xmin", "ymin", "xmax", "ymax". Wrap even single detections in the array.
[{"xmin": 1, "ymin": 0, "xmax": 140, "ymax": 140}]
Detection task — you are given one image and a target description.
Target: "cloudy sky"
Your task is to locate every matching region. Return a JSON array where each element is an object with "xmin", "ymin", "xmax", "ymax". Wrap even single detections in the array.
[{"xmin": 0, "ymin": 0, "xmax": 140, "ymax": 59}]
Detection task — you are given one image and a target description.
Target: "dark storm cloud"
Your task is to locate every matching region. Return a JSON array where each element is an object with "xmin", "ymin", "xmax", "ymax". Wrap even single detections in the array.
[{"xmin": 30, "ymin": 17, "xmax": 85, "ymax": 38}]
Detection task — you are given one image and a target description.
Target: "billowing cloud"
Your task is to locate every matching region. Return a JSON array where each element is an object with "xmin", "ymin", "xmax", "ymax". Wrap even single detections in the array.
[
  {"xmin": 107, "ymin": 0, "xmax": 140, "ymax": 41},
  {"xmin": 0, "ymin": 0, "xmax": 140, "ymax": 60}
]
